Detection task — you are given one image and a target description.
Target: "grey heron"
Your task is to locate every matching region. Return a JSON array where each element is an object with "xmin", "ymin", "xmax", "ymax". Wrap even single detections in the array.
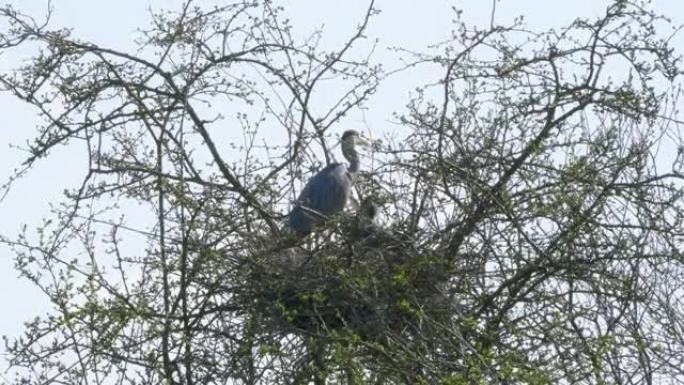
[{"xmin": 287, "ymin": 130, "xmax": 368, "ymax": 235}]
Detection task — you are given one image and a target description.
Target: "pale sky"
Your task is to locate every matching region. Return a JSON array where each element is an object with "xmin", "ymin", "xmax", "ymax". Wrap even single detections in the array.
[{"xmin": 1, "ymin": 0, "xmax": 682, "ymax": 376}]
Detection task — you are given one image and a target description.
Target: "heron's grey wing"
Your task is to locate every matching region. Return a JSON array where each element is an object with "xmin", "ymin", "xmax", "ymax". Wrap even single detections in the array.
[
  {"xmin": 288, "ymin": 177, "xmax": 316, "ymax": 234},
  {"xmin": 295, "ymin": 178, "xmax": 312, "ymax": 205},
  {"xmin": 288, "ymin": 180, "xmax": 314, "ymax": 234},
  {"xmin": 288, "ymin": 163, "xmax": 348, "ymax": 234},
  {"xmin": 304, "ymin": 163, "xmax": 349, "ymax": 216}
]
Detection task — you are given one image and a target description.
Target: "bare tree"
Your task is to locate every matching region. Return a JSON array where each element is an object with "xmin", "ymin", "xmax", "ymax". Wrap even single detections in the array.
[{"xmin": 1, "ymin": 0, "xmax": 683, "ymax": 384}]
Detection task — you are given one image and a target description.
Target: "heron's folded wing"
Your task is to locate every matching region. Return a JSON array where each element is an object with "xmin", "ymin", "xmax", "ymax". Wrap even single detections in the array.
[{"xmin": 303, "ymin": 163, "xmax": 348, "ymax": 216}]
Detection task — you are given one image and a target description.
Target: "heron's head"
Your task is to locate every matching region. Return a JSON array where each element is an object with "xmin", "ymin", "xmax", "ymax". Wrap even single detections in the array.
[{"xmin": 341, "ymin": 129, "xmax": 369, "ymax": 151}]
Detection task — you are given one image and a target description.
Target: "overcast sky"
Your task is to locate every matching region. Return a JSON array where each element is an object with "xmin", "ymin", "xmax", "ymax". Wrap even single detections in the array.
[{"xmin": 1, "ymin": 0, "xmax": 682, "ymax": 376}]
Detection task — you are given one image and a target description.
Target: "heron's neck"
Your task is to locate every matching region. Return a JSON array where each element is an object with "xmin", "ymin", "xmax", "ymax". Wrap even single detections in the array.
[{"xmin": 342, "ymin": 143, "xmax": 359, "ymax": 176}]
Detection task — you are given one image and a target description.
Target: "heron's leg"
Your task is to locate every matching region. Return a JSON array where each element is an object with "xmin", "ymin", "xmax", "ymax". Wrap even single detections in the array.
[
  {"xmin": 304, "ymin": 235, "xmax": 314, "ymax": 253},
  {"xmin": 349, "ymin": 196, "xmax": 360, "ymax": 211}
]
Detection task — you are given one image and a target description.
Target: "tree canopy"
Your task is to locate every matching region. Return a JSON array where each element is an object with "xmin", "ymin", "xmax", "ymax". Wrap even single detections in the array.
[{"xmin": 1, "ymin": 1, "xmax": 683, "ymax": 384}]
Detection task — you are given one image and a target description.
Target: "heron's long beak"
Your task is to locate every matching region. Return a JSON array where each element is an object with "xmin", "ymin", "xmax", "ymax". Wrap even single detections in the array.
[{"xmin": 355, "ymin": 135, "xmax": 371, "ymax": 148}]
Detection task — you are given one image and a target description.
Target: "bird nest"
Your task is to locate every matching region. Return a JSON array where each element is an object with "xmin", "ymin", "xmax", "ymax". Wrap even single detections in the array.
[{"xmin": 238, "ymin": 217, "xmax": 451, "ymax": 341}]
